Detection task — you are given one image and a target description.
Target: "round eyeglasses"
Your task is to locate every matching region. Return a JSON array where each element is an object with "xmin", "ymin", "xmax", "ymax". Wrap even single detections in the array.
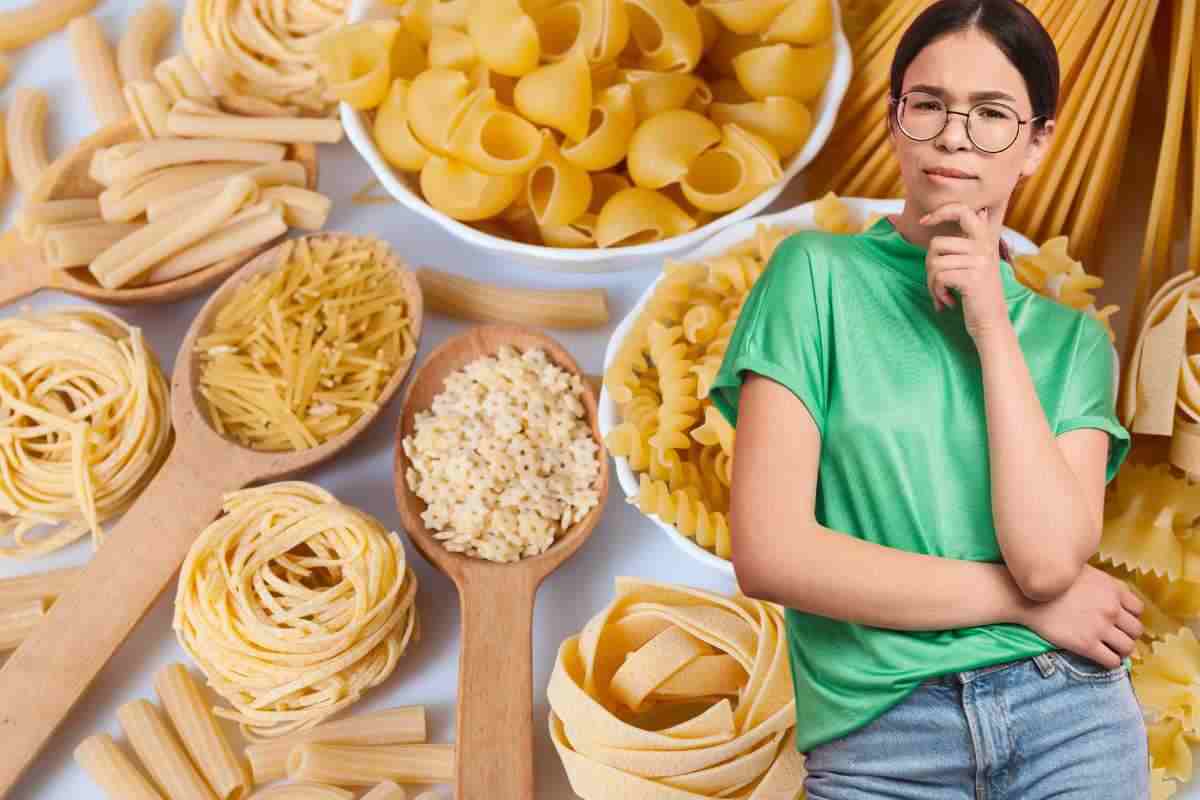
[{"xmin": 891, "ymin": 90, "xmax": 1042, "ymax": 153}]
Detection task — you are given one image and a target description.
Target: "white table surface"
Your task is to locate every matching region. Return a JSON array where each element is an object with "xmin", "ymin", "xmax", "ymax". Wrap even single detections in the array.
[{"xmin": 1, "ymin": 3, "xmax": 1189, "ymax": 799}]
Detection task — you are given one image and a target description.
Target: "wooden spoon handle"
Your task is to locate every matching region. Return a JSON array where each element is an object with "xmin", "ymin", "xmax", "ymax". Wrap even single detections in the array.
[
  {"xmin": 455, "ymin": 568, "xmax": 538, "ymax": 800},
  {"xmin": 0, "ymin": 449, "xmax": 247, "ymax": 796}
]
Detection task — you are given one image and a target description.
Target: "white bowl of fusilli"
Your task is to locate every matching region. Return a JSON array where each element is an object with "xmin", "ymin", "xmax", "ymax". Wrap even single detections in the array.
[{"xmin": 598, "ymin": 197, "xmax": 1045, "ymax": 574}]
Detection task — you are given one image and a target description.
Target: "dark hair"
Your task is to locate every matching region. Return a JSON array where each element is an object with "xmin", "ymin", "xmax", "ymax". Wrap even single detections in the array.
[{"xmin": 890, "ymin": 0, "xmax": 1059, "ymax": 129}]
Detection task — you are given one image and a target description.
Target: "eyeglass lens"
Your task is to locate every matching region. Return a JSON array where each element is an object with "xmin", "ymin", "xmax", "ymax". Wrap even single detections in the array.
[{"xmin": 897, "ymin": 91, "xmax": 1021, "ymax": 152}]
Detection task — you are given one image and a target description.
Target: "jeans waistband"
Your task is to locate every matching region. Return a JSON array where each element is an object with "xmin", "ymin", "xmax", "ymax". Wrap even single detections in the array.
[{"xmin": 926, "ymin": 651, "xmax": 1057, "ymax": 686}]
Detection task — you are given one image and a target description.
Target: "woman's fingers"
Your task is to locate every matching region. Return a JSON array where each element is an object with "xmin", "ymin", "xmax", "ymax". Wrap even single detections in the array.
[
  {"xmin": 920, "ymin": 202, "xmax": 988, "ymax": 240},
  {"xmin": 1121, "ymin": 588, "xmax": 1145, "ymax": 617},
  {"xmin": 1099, "ymin": 626, "xmax": 1135, "ymax": 661},
  {"xmin": 1115, "ymin": 608, "xmax": 1144, "ymax": 641},
  {"xmin": 929, "ymin": 235, "xmax": 973, "ymax": 256}
]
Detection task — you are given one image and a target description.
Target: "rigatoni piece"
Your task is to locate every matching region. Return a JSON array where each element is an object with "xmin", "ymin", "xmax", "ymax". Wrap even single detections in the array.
[
  {"xmin": 0, "ymin": 566, "xmax": 83, "ymax": 606},
  {"xmin": 117, "ymin": 699, "xmax": 216, "ymax": 800},
  {"xmin": 68, "ymin": 16, "xmax": 128, "ymax": 126},
  {"xmin": 362, "ymin": 781, "xmax": 408, "ymax": 800},
  {"xmin": 416, "ymin": 268, "xmax": 609, "ymax": 329},
  {"xmin": 146, "ymin": 160, "xmax": 307, "ymax": 222},
  {"xmin": 245, "ymin": 707, "xmax": 427, "ymax": 784},
  {"xmin": 154, "ymin": 664, "xmax": 251, "ymax": 800},
  {"xmin": 7, "ymin": 88, "xmax": 48, "ymax": 194},
  {"xmin": 99, "ymin": 162, "xmax": 251, "ymax": 222},
  {"xmin": 286, "ymin": 743, "xmax": 454, "ymax": 787},
  {"xmin": 118, "ymin": 1, "xmax": 174, "ymax": 83},
  {"xmin": 74, "ymin": 734, "xmax": 164, "ymax": 800},
  {"xmin": 89, "ymin": 174, "xmax": 257, "ymax": 288},
  {"xmin": 42, "ymin": 220, "xmax": 144, "ymax": 268},
  {"xmin": 139, "ymin": 201, "xmax": 286, "ymax": 284},
  {"xmin": 166, "ymin": 108, "xmax": 344, "ymax": 144},
  {"xmin": 90, "ymin": 138, "xmax": 285, "ymax": 186},
  {"xmin": 247, "ymin": 785, "xmax": 354, "ymax": 800},
  {"xmin": 0, "ymin": 599, "xmax": 47, "ymax": 651},
  {"xmin": 17, "ymin": 198, "xmax": 100, "ymax": 241}
]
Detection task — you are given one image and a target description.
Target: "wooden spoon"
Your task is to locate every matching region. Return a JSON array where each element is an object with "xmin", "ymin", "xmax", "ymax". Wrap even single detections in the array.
[
  {"xmin": 393, "ymin": 324, "xmax": 610, "ymax": 800},
  {"xmin": 0, "ymin": 233, "xmax": 423, "ymax": 796},
  {"xmin": 0, "ymin": 118, "xmax": 318, "ymax": 307}
]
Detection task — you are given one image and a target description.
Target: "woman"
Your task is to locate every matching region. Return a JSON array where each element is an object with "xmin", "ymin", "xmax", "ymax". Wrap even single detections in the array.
[{"xmin": 707, "ymin": 1, "xmax": 1148, "ymax": 797}]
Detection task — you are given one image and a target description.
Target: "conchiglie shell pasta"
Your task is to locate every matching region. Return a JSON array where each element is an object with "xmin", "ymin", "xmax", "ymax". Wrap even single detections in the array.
[
  {"xmin": 705, "ymin": 27, "xmax": 761, "ymax": 77},
  {"xmin": 514, "ymin": 49, "xmax": 593, "ymax": 141},
  {"xmin": 622, "ymin": 70, "xmax": 713, "ymax": 118},
  {"xmin": 624, "ymin": 0, "xmax": 704, "ymax": 72},
  {"xmin": 468, "ymin": 0, "xmax": 539, "ymax": 76},
  {"xmin": 733, "ymin": 40, "xmax": 835, "ymax": 102},
  {"xmin": 708, "ymin": 95, "xmax": 812, "ymax": 158},
  {"xmin": 420, "ymin": 155, "xmax": 524, "ymax": 220},
  {"xmin": 700, "ymin": 0, "xmax": 790, "ymax": 35},
  {"xmin": 562, "ymin": 83, "xmax": 637, "ymax": 171},
  {"xmin": 317, "ymin": 24, "xmax": 392, "ymax": 110},
  {"xmin": 627, "ymin": 108, "xmax": 720, "ymax": 189},
  {"xmin": 428, "ymin": 24, "xmax": 476, "ymax": 70},
  {"xmin": 681, "ymin": 123, "xmax": 782, "ymax": 212},
  {"xmin": 534, "ymin": 0, "xmax": 630, "ymax": 65},
  {"xmin": 447, "ymin": 88, "xmax": 542, "ymax": 175},
  {"xmin": 528, "ymin": 130, "xmax": 592, "ymax": 226},
  {"xmin": 407, "ymin": 68, "xmax": 472, "ymax": 155},
  {"xmin": 595, "ymin": 187, "xmax": 696, "ymax": 247},
  {"xmin": 538, "ymin": 170, "xmax": 631, "ymax": 246},
  {"xmin": 375, "ymin": 79, "xmax": 431, "ymax": 171},
  {"xmin": 763, "ymin": 0, "xmax": 833, "ymax": 45}
]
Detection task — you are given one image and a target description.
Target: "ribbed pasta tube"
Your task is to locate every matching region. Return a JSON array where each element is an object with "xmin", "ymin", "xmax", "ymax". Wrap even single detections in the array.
[
  {"xmin": 118, "ymin": 699, "xmax": 216, "ymax": 800},
  {"xmin": 416, "ymin": 267, "xmax": 608, "ymax": 329},
  {"xmin": 155, "ymin": 664, "xmax": 251, "ymax": 800},
  {"xmin": 7, "ymin": 88, "xmax": 48, "ymax": 195},
  {"xmin": 74, "ymin": 734, "xmax": 164, "ymax": 800},
  {"xmin": 286, "ymin": 743, "xmax": 454, "ymax": 786}
]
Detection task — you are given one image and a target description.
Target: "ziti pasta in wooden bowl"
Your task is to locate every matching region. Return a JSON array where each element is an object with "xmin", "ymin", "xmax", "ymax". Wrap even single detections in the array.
[
  {"xmin": 0, "ymin": 233, "xmax": 423, "ymax": 797},
  {"xmin": 0, "ymin": 117, "xmax": 318, "ymax": 307},
  {"xmin": 393, "ymin": 324, "xmax": 609, "ymax": 800}
]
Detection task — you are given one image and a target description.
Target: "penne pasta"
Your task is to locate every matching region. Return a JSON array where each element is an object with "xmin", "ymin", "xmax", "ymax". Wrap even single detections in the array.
[
  {"xmin": 155, "ymin": 664, "xmax": 251, "ymax": 800},
  {"xmin": 118, "ymin": 1, "xmax": 174, "ymax": 83},
  {"xmin": 416, "ymin": 267, "xmax": 609, "ymax": 328},
  {"xmin": 42, "ymin": 220, "xmax": 144, "ymax": 268},
  {"xmin": 68, "ymin": 16, "xmax": 129, "ymax": 127},
  {"xmin": 8, "ymin": 88, "xmax": 49, "ymax": 195},
  {"xmin": 245, "ymin": 707, "xmax": 427, "ymax": 784},
  {"xmin": 138, "ymin": 201, "xmax": 287, "ymax": 284},
  {"xmin": 18, "ymin": 198, "xmax": 101, "ymax": 241},
  {"xmin": 146, "ymin": 161, "xmax": 307, "ymax": 222},
  {"xmin": 124, "ymin": 81, "xmax": 173, "ymax": 139},
  {"xmin": 90, "ymin": 139, "xmax": 285, "ymax": 186},
  {"xmin": 247, "ymin": 785, "xmax": 354, "ymax": 800},
  {"xmin": 361, "ymin": 782, "xmax": 407, "ymax": 800},
  {"xmin": 0, "ymin": 0, "xmax": 98, "ymax": 51},
  {"xmin": 0, "ymin": 566, "xmax": 83, "ymax": 607},
  {"xmin": 99, "ymin": 162, "xmax": 254, "ymax": 222},
  {"xmin": 166, "ymin": 108, "xmax": 344, "ymax": 144},
  {"xmin": 89, "ymin": 174, "xmax": 258, "ymax": 288},
  {"xmin": 0, "ymin": 598, "xmax": 47, "ymax": 651},
  {"xmin": 74, "ymin": 734, "xmax": 164, "ymax": 800},
  {"xmin": 118, "ymin": 699, "xmax": 216, "ymax": 800},
  {"xmin": 286, "ymin": 743, "xmax": 454, "ymax": 787}
]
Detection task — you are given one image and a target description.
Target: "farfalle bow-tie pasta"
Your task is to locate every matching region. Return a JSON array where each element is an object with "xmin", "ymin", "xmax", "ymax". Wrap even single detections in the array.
[{"xmin": 548, "ymin": 577, "xmax": 805, "ymax": 798}]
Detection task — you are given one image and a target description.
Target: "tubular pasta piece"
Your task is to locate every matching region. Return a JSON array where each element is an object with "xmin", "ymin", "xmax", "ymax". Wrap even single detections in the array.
[
  {"xmin": 732, "ymin": 40, "xmax": 835, "ymax": 101},
  {"xmin": 0, "ymin": 566, "xmax": 83, "ymax": 606},
  {"xmin": 700, "ymin": 0, "xmax": 790, "ymax": 35},
  {"xmin": 259, "ymin": 186, "xmax": 331, "ymax": 230},
  {"xmin": 155, "ymin": 664, "xmax": 251, "ymax": 800},
  {"xmin": 681, "ymin": 123, "xmax": 782, "ymax": 212},
  {"xmin": 99, "ymin": 162, "xmax": 252, "ymax": 222},
  {"xmin": 627, "ymin": 109, "xmax": 720, "ymax": 189},
  {"xmin": 146, "ymin": 161, "xmax": 307, "ymax": 222},
  {"xmin": 468, "ymin": 0, "xmax": 539, "ymax": 76},
  {"xmin": 138, "ymin": 201, "xmax": 286, "ymax": 284},
  {"xmin": 374, "ymin": 79, "xmax": 431, "ymax": 171},
  {"xmin": 91, "ymin": 139, "xmax": 286, "ymax": 186},
  {"xmin": 708, "ymin": 95, "xmax": 813, "ymax": 159},
  {"xmin": 0, "ymin": 0, "xmax": 98, "ymax": 51},
  {"xmin": 248, "ymin": 786, "xmax": 354, "ymax": 800},
  {"xmin": 528, "ymin": 130, "xmax": 591, "ymax": 226},
  {"xmin": 624, "ymin": 0, "xmax": 704, "ymax": 71},
  {"xmin": 124, "ymin": 81, "xmax": 173, "ymax": 139},
  {"xmin": 68, "ymin": 16, "xmax": 129, "ymax": 127},
  {"xmin": 119, "ymin": 1, "xmax": 174, "ymax": 83},
  {"xmin": 75, "ymin": 734, "xmax": 164, "ymax": 800},
  {"xmin": 42, "ymin": 220, "xmax": 144, "ymax": 268},
  {"xmin": 286, "ymin": 743, "xmax": 454, "ymax": 786},
  {"xmin": 763, "ymin": 0, "xmax": 834, "ymax": 44},
  {"xmin": 547, "ymin": 578, "xmax": 801, "ymax": 796},
  {"xmin": 154, "ymin": 55, "xmax": 216, "ymax": 107},
  {"xmin": 561, "ymin": 83, "xmax": 637, "ymax": 172},
  {"xmin": 118, "ymin": 699, "xmax": 216, "ymax": 800},
  {"xmin": 416, "ymin": 267, "xmax": 608, "ymax": 328},
  {"xmin": 17, "ymin": 198, "xmax": 101, "ymax": 241},
  {"xmin": 513, "ymin": 49, "xmax": 593, "ymax": 141},
  {"xmin": 361, "ymin": 782, "xmax": 408, "ymax": 800},
  {"xmin": 447, "ymin": 88, "xmax": 543, "ymax": 176},
  {"xmin": 245, "ymin": 708, "xmax": 427, "ymax": 784},
  {"xmin": 594, "ymin": 187, "xmax": 695, "ymax": 247},
  {"xmin": 7, "ymin": 88, "xmax": 48, "ymax": 195},
  {"xmin": 89, "ymin": 174, "xmax": 258, "ymax": 289},
  {"xmin": 419, "ymin": 155, "xmax": 524, "ymax": 221},
  {"xmin": 166, "ymin": 109, "xmax": 344, "ymax": 144}
]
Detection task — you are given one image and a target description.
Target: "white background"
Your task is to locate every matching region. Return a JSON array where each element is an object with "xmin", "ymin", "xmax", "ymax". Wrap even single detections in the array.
[{"xmin": 0, "ymin": 2, "xmax": 1181, "ymax": 799}]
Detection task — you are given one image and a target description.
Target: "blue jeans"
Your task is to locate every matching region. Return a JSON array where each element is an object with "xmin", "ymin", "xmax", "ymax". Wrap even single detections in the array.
[{"xmin": 803, "ymin": 650, "xmax": 1150, "ymax": 799}]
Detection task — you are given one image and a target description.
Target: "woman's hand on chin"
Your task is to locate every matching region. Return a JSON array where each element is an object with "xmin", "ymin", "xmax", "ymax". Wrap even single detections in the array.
[{"xmin": 920, "ymin": 202, "xmax": 1011, "ymax": 340}]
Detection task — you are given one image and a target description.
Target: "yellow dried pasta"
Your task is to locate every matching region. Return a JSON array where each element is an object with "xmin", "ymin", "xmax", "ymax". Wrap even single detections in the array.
[{"xmin": 547, "ymin": 577, "xmax": 804, "ymax": 798}]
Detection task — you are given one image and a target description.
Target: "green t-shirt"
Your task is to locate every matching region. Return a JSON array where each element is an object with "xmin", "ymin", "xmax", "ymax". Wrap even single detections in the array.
[{"xmin": 707, "ymin": 216, "xmax": 1131, "ymax": 753}]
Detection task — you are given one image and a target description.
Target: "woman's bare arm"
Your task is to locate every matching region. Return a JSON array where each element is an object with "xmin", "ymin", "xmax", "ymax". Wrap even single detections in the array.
[{"xmin": 730, "ymin": 372, "xmax": 1037, "ymax": 630}]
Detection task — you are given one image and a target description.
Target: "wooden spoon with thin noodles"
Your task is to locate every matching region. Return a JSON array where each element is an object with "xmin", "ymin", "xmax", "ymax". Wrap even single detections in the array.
[
  {"xmin": 393, "ymin": 324, "xmax": 610, "ymax": 800},
  {"xmin": 0, "ymin": 233, "xmax": 423, "ymax": 796},
  {"xmin": 0, "ymin": 118, "xmax": 318, "ymax": 306}
]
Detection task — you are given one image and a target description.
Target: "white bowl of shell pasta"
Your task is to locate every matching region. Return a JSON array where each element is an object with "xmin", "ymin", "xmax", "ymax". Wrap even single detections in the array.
[
  {"xmin": 598, "ymin": 197, "xmax": 1045, "ymax": 574},
  {"xmin": 342, "ymin": 0, "xmax": 854, "ymax": 273}
]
